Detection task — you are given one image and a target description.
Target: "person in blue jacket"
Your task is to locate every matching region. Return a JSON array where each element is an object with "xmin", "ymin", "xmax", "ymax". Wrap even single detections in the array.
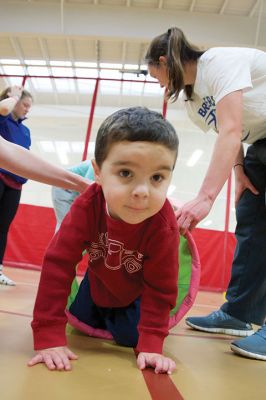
[
  {"xmin": 0, "ymin": 85, "xmax": 33, "ymax": 285},
  {"xmin": 0, "ymin": 90, "xmax": 89, "ymax": 191}
]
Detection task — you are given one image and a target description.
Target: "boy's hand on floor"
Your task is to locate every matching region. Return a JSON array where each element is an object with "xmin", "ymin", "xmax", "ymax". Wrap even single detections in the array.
[
  {"xmin": 27, "ymin": 346, "xmax": 78, "ymax": 371},
  {"xmin": 137, "ymin": 352, "xmax": 176, "ymax": 374}
]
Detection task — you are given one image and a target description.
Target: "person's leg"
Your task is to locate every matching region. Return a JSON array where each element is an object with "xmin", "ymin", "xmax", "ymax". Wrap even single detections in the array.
[
  {"xmin": 221, "ymin": 142, "xmax": 266, "ymax": 325},
  {"xmin": 103, "ymin": 298, "xmax": 140, "ymax": 347},
  {"xmin": 186, "ymin": 142, "xmax": 266, "ymax": 334},
  {"xmin": 51, "ymin": 186, "xmax": 81, "ymax": 306},
  {"xmin": 51, "ymin": 186, "xmax": 75, "ymax": 232},
  {"xmin": 0, "ymin": 182, "xmax": 21, "ymax": 286},
  {"xmin": 68, "ymin": 270, "xmax": 106, "ymax": 329},
  {"xmin": 231, "ymin": 323, "xmax": 266, "ymax": 361},
  {"xmin": 68, "ymin": 270, "xmax": 140, "ymax": 347}
]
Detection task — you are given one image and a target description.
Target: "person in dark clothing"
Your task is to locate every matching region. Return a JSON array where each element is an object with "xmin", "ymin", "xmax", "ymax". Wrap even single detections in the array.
[{"xmin": 0, "ymin": 85, "xmax": 32, "ymax": 285}]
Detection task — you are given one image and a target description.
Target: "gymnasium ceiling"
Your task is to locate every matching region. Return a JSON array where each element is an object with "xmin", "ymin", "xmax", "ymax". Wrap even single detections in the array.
[
  {"xmin": 1, "ymin": 0, "xmax": 264, "ymax": 229},
  {"xmin": 1, "ymin": 0, "xmax": 266, "ymax": 71},
  {"xmin": 1, "ymin": 0, "xmax": 265, "ymax": 105}
]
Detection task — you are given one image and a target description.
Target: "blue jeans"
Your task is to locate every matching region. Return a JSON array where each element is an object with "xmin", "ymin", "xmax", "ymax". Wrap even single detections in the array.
[
  {"xmin": 221, "ymin": 139, "xmax": 266, "ymax": 325},
  {"xmin": 69, "ymin": 270, "xmax": 140, "ymax": 347}
]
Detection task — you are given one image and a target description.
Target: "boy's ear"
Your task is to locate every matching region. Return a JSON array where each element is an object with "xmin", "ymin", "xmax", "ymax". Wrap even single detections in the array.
[{"xmin": 91, "ymin": 159, "xmax": 101, "ymax": 185}]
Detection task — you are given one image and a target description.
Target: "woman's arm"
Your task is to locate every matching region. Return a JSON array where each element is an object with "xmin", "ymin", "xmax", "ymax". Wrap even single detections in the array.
[
  {"xmin": 176, "ymin": 90, "xmax": 244, "ymax": 233},
  {"xmin": 0, "ymin": 137, "xmax": 89, "ymax": 192},
  {"xmin": 0, "ymin": 87, "xmax": 88, "ymax": 192},
  {"xmin": 0, "ymin": 86, "xmax": 22, "ymax": 116}
]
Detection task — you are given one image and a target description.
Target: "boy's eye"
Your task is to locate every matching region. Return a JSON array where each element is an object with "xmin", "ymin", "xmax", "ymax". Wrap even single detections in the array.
[
  {"xmin": 119, "ymin": 170, "xmax": 132, "ymax": 178},
  {"xmin": 152, "ymin": 174, "xmax": 163, "ymax": 183}
]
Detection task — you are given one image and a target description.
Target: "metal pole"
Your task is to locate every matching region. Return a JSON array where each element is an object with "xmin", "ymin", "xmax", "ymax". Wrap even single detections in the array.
[
  {"xmin": 222, "ymin": 173, "xmax": 232, "ymax": 289},
  {"xmin": 82, "ymin": 78, "xmax": 99, "ymax": 161},
  {"xmin": 21, "ymin": 75, "xmax": 27, "ymax": 86},
  {"xmin": 162, "ymin": 89, "xmax": 168, "ymax": 118}
]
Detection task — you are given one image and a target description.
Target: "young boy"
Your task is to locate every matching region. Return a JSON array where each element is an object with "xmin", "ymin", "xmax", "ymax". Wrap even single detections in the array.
[{"xmin": 28, "ymin": 107, "xmax": 179, "ymax": 374}]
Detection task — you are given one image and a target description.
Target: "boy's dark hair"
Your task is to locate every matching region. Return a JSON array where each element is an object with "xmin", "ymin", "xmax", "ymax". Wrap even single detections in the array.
[{"xmin": 95, "ymin": 106, "xmax": 178, "ymax": 167}]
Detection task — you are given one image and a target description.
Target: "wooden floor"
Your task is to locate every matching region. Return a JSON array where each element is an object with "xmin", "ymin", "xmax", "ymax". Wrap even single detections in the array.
[{"xmin": 1, "ymin": 267, "xmax": 265, "ymax": 400}]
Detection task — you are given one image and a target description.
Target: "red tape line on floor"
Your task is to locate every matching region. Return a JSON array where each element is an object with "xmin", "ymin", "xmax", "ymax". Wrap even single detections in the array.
[
  {"xmin": 141, "ymin": 368, "xmax": 184, "ymax": 400},
  {"xmin": 134, "ymin": 350, "xmax": 184, "ymax": 400}
]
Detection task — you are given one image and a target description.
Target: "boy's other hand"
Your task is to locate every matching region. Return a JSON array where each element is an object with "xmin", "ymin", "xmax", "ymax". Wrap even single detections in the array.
[
  {"xmin": 27, "ymin": 346, "xmax": 78, "ymax": 371},
  {"xmin": 137, "ymin": 352, "xmax": 176, "ymax": 374}
]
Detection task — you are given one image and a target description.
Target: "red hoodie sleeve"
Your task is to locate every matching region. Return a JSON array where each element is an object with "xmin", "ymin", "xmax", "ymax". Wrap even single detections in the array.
[
  {"xmin": 136, "ymin": 225, "xmax": 179, "ymax": 354},
  {"xmin": 31, "ymin": 191, "xmax": 92, "ymax": 350}
]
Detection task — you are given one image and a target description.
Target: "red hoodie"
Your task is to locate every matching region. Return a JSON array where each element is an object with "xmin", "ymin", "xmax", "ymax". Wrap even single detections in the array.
[{"xmin": 32, "ymin": 183, "xmax": 179, "ymax": 354}]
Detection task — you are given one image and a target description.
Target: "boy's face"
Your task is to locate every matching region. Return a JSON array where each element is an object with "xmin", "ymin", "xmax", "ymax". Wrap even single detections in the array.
[{"xmin": 92, "ymin": 141, "xmax": 176, "ymax": 224}]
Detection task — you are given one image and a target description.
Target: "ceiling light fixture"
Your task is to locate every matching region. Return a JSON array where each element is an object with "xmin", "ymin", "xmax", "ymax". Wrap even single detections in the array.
[{"xmin": 186, "ymin": 149, "xmax": 203, "ymax": 167}]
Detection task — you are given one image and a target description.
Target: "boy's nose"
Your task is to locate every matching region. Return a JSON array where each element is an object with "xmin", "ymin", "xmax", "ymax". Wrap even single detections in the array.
[{"xmin": 132, "ymin": 183, "xmax": 149, "ymax": 197}]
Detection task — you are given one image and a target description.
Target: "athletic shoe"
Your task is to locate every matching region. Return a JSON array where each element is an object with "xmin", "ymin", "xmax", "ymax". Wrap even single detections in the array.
[
  {"xmin": 0, "ymin": 273, "xmax": 16, "ymax": 286},
  {"xmin": 185, "ymin": 310, "xmax": 254, "ymax": 336},
  {"xmin": 231, "ymin": 325, "xmax": 266, "ymax": 360}
]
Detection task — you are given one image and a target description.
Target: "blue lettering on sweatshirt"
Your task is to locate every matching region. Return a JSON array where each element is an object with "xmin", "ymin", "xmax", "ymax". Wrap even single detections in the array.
[{"xmin": 198, "ymin": 96, "xmax": 217, "ymax": 130}]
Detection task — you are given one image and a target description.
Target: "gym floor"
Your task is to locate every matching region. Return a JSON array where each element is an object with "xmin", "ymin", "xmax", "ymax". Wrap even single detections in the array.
[{"xmin": 1, "ymin": 267, "xmax": 265, "ymax": 400}]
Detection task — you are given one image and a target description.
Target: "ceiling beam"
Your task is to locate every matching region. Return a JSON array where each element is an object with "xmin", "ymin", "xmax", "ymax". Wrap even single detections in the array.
[
  {"xmin": 189, "ymin": 0, "xmax": 197, "ymax": 12},
  {"xmin": 95, "ymin": 39, "xmax": 100, "ymax": 69},
  {"xmin": 120, "ymin": 41, "xmax": 127, "ymax": 98},
  {"xmin": 66, "ymin": 38, "xmax": 79, "ymax": 104},
  {"xmin": 219, "ymin": 0, "xmax": 228, "ymax": 15},
  {"xmin": 38, "ymin": 37, "xmax": 59, "ymax": 104},
  {"xmin": 1, "ymin": 2, "xmax": 266, "ymax": 48},
  {"xmin": 9, "ymin": 36, "xmax": 24, "ymax": 63},
  {"xmin": 60, "ymin": 0, "xmax": 65, "ymax": 33},
  {"xmin": 121, "ymin": 40, "xmax": 127, "ymax": 67},
  {"xmin": 9, "ymin": 36, "xmax": 36, "ymax": 96},
  {"xmin": 249, "ymin": 0, "xmax": 261, "ymax": 17}
]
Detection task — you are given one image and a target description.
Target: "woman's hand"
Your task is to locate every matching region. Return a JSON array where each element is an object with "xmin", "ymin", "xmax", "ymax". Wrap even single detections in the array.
[
  {"xmin": 75, "ymin": 176, "xmax": 91, "ymax": 193},
  {"xmin": 175, "ymin": 194, "xmax": 213, "ymax": 234},
  {"xmin": 0, "ymin": 86, "xmax": 22, "ymax": 116},
  {"xmin": 8, "ymin": 85, "xmax": 22, "ymax": 100},
  {"xmin": 137, "ymin": 352, "xmax": 176, "ymax": 374},
  {"xmin": 27, "ymin": 346, "xmax": 78, "ymax": 371},
  {"xmin": 234, "ymin": 166, "xmax": 259, "ymax": 206}
]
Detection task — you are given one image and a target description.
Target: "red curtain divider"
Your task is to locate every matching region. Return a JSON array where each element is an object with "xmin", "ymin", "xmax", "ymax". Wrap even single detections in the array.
[{"xmin": 4, "ymin": 204, "xmax": 236, "ymax": 291}]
